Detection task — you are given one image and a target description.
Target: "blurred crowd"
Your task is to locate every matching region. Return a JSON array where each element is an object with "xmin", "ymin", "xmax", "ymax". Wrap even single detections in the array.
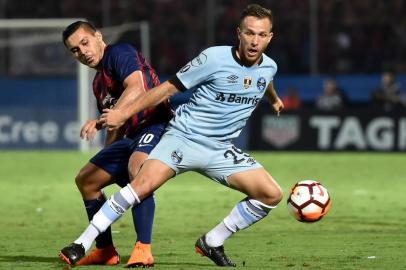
[
  {"xmin": 2, "ymin": 0, "xmax": 406, "ymax": 75},
  {"xmin": 280, "ymin": 71, "xmax": 405, "ymax": 112}
]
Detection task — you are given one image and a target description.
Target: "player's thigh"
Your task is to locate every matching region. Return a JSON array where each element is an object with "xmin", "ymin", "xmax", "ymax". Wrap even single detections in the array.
[
  {"xmin": 89, "ymin": 138, "xmax": 134, "ymax": 187},
  {"xmin": 203, "ymin": 144, "xmax": 262, "ymax": 186},
  {"xmin": 227, "ymin": 167, "xmax": 283, "ymax": 206},
  {"xmin": 126, "ymin": 122, "xmax": 167, "ymax": 179},
  {"xmin": 130, "ymin": 159, "xmax": 175, "ymax": 200},
  {"xmin": 147, "ymin": 131, "xmax": 209, "ymax": 174},
  {"xmin": 127, "ymin": 151, "xmax": 148, "ymax": 179}
]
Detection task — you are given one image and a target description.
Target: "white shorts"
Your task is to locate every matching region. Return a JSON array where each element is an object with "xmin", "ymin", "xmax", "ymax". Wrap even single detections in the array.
[{"xmin": 147, "ymin": 130, "xmax": 262, "ymax": 186}]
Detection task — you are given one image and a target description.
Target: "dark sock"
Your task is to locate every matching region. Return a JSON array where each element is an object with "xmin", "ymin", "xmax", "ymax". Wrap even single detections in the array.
[
  {"xmin": 83, "ymin": 192, "xmax": 113, "ymax": 248},
  {"xmin": 132, "ymin": 194, "xmax": 155, "ymax": 244}
]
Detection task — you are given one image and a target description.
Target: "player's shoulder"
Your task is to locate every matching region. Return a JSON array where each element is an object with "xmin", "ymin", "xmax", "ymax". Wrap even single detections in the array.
[
  {"xmin": 261, "ymin": 53, "xmax": 277, "ymax": 70},
  {"xmin": 202, "ymin": 45, "xmax": 232, "ymax": 54},
  {"xmin": 105, "ymin": 43, "xmax": 137, "ymax": 58},
  {"xmin": 197, "ymin": 46, "xmax": 233, "ymax": 66},
  {"xmin": 200, "ymin": 46, "xmax": 232, "ymax": 60},
  {"xmin": 259, "ymin": 53, "xmax": 278, "ymax": 76}
]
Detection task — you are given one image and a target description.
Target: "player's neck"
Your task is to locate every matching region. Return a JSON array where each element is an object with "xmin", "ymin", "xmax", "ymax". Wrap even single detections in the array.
[
  {"xmin": 235, "ymin": 46, "xmax": 261, "ymax": 67},
  {"xmin": 94, "ymin": 43, "xmax": 107, "ymax": 71}
]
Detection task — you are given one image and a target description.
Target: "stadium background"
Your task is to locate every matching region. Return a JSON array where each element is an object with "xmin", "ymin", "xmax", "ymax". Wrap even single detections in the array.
[
  {"xmin": 0, "ymin": 0, "xmax": 405, "ymax": 151},
  {"xmin": 1, "ymin": 1, "xmax": 405, "ymax": 270}
]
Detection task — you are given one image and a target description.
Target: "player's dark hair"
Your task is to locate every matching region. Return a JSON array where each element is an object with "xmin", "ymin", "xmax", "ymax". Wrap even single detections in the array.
[
  {"xmin": 62, "ymin": 20, "xmax": 97, "ymax": 47},
  {"xmin": 239, "ymin": 4, "xmax": 273, "ymax": 30}
]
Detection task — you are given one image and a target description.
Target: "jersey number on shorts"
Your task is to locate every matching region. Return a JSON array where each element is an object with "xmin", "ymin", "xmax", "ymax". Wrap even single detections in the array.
[
  {"xmin": 223, "ymin": 146, "xmax": 251, "ymax": 164},
  {"xmin": 138, "ymin": 133, "xmax": 154, "ymax": 146}
]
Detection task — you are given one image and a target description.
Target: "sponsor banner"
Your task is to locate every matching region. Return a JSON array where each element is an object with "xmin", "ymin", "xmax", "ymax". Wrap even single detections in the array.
[
  {"xmin": 262, "ymin": 115, "xmax": 300, "ymax": 148},
  {"xmin": 249, "ymin": 106, "xmax": 406, "ymax": 151},
  {"xmin": 0, "ymin": 108, "xmax": 80, "ymax": 149}
]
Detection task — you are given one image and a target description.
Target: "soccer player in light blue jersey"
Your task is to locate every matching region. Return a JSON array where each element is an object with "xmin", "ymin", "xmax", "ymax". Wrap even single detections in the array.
[{"xmin": 60, "ymin": 4, "xmax": 284, "ymax": 267}]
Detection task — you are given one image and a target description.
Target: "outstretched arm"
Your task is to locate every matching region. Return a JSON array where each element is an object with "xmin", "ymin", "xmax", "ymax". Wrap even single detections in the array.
[
  {"xmin": 113, "ymin": 70, "xmax": 146, "ymax": 111},
  {"xmin": 100, "ymin": 80, "xmax": 180, "ymax": 130},
  {"xmin": 264, "ymin": 81, "xmax": 284, "ymax": 116}
]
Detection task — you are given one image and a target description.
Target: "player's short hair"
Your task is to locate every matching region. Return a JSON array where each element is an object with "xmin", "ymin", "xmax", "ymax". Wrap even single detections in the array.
[
  {"xmin": 62, "ymin": 21, "xmax": 97, "ymax": 47},
  {"xmin": 239, "ymin": 4, "xmax": 273, "ymax": 30}
]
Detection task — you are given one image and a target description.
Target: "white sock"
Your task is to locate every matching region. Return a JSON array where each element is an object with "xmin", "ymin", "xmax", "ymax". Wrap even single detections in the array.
[
  {"xmin": 223, "ymin": 198, "xmax": 274, "ymax": 233},
  {"xmin": 74, "ymin": 184, "xmax": 140, "ymax": 252},
  {"xmin": 207, "ymin": 198, "xmax": 275, "ymax": 248},
  {"xmin": 205, "ymin": 221, "xmax": 233, "ymax": 247},
  {"xmin": 74, "ymin": 223, "xmax": 99, "ymax": 252}
]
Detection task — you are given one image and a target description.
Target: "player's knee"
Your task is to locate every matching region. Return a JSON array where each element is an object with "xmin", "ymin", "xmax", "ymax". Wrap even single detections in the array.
[
  {"xmin": 271, "ymin": 185, "xmax": 283, "ymax": 205},
  {"xmin": 75, "ymin": 170, "xmax": 86, "ymax": 189},
  {"xmin": 128, "ymin": 168, "xmax": 139, "ymax": 180},
  {"xmin": 75, "ymin": 169, "xmax": 94, "ymax": 194},
  {"xmin": 262, "ymin": 185, "xmax": 283, "ymax": 206},
  {"xmin": 130, "ymin": 175, "xmax": 154, "ymax": 200}
]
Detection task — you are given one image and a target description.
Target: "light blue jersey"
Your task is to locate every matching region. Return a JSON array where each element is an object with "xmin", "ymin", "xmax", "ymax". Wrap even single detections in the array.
[{"xmin": 170, "ymin": 46, "xmax": 277, "ymax": 142}]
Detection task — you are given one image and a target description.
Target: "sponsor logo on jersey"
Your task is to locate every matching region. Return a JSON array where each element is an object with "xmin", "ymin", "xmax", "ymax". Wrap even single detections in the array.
[
  {"xmin": 215, "ymin": 92, "xmax": 260, "ymax": 105},
  {"xmin": 243, "ymin": 77, "xmax": 252, "ymax": 89},
  {"xmin": 226, "ymin": 74, "xmax": 239, "ymax": 84},
  {"xmin": 171, "ymin": 149, "xmax": 183, "ymax": 164},
  {"xmin": 109, "ymin": 200, "xmax": 125, "ymax": 214},
  {"xmin": 215, "ymin": 92, "xmax": 226, "ymax": 102},
  {"xmin": 257, "ymin": 77, "xmax": 266, "ymax": 91}
]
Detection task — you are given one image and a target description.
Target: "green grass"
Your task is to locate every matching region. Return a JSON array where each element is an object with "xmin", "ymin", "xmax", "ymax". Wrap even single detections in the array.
[{"xmin": 0, "ymin": 151, "xmax": 405, "ymax": 269}]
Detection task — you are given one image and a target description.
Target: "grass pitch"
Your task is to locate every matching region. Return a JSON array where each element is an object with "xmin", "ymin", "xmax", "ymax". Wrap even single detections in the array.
[{"xmin": 0, "ymin": 151, "xmax": 405, "ymax": 270}]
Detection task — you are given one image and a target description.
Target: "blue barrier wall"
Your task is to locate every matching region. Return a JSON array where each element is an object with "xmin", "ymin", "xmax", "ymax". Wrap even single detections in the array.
[
  {"xmin": 0, "ymin": 77, "xmax": 76, "ymax": 108},
  {"xmin": 2, "ymin": 75, "xmax": 405, "ymax": 106},
  {"xmin": 274, "ymin": 75, "xmax": 406, "ymax": 102},
  {"xmin": 1, "ymin": 75, "xmax": 405, "ymax": 149}
]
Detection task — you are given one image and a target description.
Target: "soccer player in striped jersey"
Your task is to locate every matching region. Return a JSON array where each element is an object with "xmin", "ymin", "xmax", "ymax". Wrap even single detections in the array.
[
  {"xmin": 60, "ymin": 4, "xmax": 283, "ymax": 267},
  {"xmin": 60, "ymin": 21, "xmax": 172, "ymax": 267}
]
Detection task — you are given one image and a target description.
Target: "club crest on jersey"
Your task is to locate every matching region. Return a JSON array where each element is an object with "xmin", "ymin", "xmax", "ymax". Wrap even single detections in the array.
[
  {"xmin": 243, "ymin": 77, "xmax": 252, "ymax": 89},
  {"xmin": 171, "ymin": 149, "xmax": 183, "ymax": 164},
  {"xmin": 102, "ymin": 94, "xmax": 117, "ymax": 108},
  {"xmin": 257, "ymin": 77, "xmax": 267, "ymax": 91}
]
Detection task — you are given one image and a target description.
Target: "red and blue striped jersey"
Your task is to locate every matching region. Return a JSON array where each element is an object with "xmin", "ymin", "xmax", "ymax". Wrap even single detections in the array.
[{"xmin": 93, "ymin": 44, "xmax": 173, "ymax": 136}]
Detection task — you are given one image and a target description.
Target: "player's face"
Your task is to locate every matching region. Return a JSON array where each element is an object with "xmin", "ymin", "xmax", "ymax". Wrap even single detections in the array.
[
  {"xmin": 237, "ymin": 16, "xmax": 273, "ymax": 66},
  {"xmin": 65, "ymin": 27, "xmax": 105, "ymax": 68}
]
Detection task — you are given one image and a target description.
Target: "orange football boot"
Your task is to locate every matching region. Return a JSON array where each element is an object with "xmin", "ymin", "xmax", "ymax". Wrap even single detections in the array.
[
  {"xmin": 126, "ymin": 241, "xmax": 154, "ymax": 268},
  {"xmin": 76, "ymin": 244, "xmax": 120, "ymax": 266}
]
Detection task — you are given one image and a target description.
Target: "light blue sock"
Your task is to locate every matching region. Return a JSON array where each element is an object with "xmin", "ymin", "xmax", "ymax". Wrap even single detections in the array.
[
  {"xmin": 74, "ymin": 184, "xmax": 140, "ymax": 251},
  {"xmin": 206, "ymin": 198, "xmax": 275, "ymax": 247}
]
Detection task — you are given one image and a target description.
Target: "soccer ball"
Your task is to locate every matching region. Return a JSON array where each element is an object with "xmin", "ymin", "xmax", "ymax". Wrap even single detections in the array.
[{"xmin": 287, "ymin": 180, "xmax": 331, "ymax": 222}]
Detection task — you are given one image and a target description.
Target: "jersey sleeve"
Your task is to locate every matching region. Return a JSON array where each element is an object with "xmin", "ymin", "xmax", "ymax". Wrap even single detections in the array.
[
  {"xmin": 268, "ymin": 58, "xmax": 278, "ymax": 82},
  {"xmin": 104, "ymin": 44, "xmax": 140, "ymax": 82},
  {"xmin": 175, "ymin": 47, "xmax": 218, "ymax": 90}
]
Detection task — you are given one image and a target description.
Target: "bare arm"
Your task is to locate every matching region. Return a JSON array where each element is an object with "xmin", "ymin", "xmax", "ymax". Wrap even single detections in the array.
[
  {"xmin": 114, "ymin": 70, "xmax": 146, "ymax": 111},
  {"xmin": 92, "ymin": 70, "xmax": 145, "ymax": 143},
  {"xmin": 100, "ymin": 80, "xmax": 180, "ymax": 130},
  {"xmin": 79, "ymin": 119, "xmax": 102, "ymax": 141},
  {"xmin": 264, "ymin": 81, "xmax": 284, "ymax": 116}
]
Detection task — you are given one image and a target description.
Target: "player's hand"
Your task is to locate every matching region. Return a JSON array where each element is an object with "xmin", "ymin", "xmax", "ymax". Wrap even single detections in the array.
[
  {"xmin": 100, "ymin": 108, "xmax": 127, "ymax": 130},
  {"xmin": 80, "ymin": 119, "xmax": 100, "ymax": 140},
  {"xmin": 272, "ymin": 97, "xmax": 284, "ymax": 117}
]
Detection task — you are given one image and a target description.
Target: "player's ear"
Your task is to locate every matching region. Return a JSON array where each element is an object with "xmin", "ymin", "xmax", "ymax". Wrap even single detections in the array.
[
  {"xmin": 237, "ymin": 27, "xmax": 241, "ymax": 41},
  {"xmin": 95, "ymin": 31, "xmax": 103, "ymax": 41},
  {"xmin": 268, "ymin": 32, "xmax": 274, "ymax": 43}
]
